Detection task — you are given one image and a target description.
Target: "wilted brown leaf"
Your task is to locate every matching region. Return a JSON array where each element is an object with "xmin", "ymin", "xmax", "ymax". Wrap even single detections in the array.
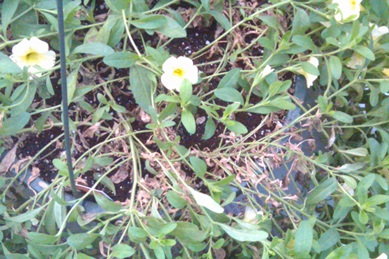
[
  {"xmin": 0, "ymin": 143, "xmax": 18, "ymax": 174},
  {"xmin": 110, "ymin": 165, "xmax": 129, "ymax": 184}
]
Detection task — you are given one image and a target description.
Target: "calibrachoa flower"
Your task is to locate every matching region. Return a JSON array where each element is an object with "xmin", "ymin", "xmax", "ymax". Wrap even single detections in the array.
[
  {"xmin": 383, "ymin": 68, "xmax": 389, "ymax": 77},
  {"xmin": 346, "ymin": 52, "xmax": 365, "ymax": 69},
  {"xmin": 259, "ymin": 65, "xmax": 274, "ymax": 79},
  {"xmin": 10, "ymin": 37, "xmax": 56, "ymax": 77},
  {"xmin": 297, "ymin": 57, "xmax": 319, "ymax": 88},
  {"xmin": 332, "ymin": 0, "xmax": 362, "ymax": 23},
  {"xmin": 161, "ymin": 56, "xmax": 199, "ymax": 91},
  {"xmin": 370, "ymin": 23, "xmax": 389, "ymax": 41}
]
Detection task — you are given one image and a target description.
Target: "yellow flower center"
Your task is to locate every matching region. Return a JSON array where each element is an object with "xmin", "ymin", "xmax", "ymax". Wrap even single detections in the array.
[
  {"xmin": 173, "ymin": 68, "xmax": 184, "ymax": 77},
  {"xmin": 23, "ymin": 50, "xmax": 43, "ymax": 66},
  {"xmin": 350, "ymin": 0, "xmax": 357, "ymax": 9}
]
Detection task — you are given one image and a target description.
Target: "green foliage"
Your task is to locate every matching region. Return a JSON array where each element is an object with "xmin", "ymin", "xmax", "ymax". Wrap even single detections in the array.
[{"xmin": 1, "ymin": 0, "xmax": 389, "ymax": 257}]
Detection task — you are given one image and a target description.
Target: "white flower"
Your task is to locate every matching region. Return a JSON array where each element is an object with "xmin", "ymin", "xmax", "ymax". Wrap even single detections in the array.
[
  {"xmin": 161, "ymin": 56, "xmax": 199, "ymax": 91},
  {"xmin": 259, "ymin": 65, "xmax": 274, "ymax": 79},
  {"xmin": 383, "ymin": 68, "xmax": 389, "ymax": 77},
  {"xmin": 346, "ymin": 52, "xmax": 365, "ymax": 69},
  {"xmin": 10, "ymin": 37, "xmax": 56, "ymax": 77},
  {"xmin": 297, "ymin": 57, "xmax": 319, "ymax": 88},
  {"xmin": 370, "ymin": 23, "xmax": 389, "ymax": 41},
  {"xmin": 243, "ymin": 207, "xmax": 263, "ymax": 224},
  {"xmin": 332, "ymin": 0, "xmax": 362, "ymax": 23},
  {"xmin": 375, "ymin": 253, "xmax": 388, "ymax": 259}
]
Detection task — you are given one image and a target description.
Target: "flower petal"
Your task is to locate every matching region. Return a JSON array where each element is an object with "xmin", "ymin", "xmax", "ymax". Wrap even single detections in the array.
[
  {"xmin": 29, "ymin": 37, "xmax": 49, "ymax": 53},
  {"xmin": 12, "ymin": 38, "xmax": 31, "ymax": 57},
  {"xmin": 162, "ymin": 56, "xmax": 178, "ymax": 73}
]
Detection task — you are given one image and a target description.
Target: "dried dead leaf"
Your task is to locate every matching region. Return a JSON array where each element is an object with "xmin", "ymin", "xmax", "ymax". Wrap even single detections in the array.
[
  {"xmin": 110, "ymin": 165, "xmax": 129, "ymax": 184},
  {"xmin": 83, "ymin": 122, "xmax": 102, "ymax": 138},
  {"xmin": 27, "ymin": 167, "xmax": 41, "ymax": 194},
  {"xmin": 0, "ymin": 143, "xmax": 18, "ymax": 174}
]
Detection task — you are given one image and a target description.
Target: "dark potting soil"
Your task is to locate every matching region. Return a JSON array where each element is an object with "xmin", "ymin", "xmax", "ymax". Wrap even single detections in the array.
[{"xmin": 14, "ymin": 1, "xmax": 292, "ymax": 202}]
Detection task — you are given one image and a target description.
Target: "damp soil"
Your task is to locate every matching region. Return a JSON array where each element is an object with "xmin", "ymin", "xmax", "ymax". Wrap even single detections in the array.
[{"xmin": 14, "ymin": 0, "xmax": 292, "ymax": 202}]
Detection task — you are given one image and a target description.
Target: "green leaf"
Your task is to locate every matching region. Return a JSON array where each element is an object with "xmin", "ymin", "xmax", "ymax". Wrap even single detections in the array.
[
  {"xmin": 129, "ymin": 65, "xmax": 154, "ymax": 113},
  {"xmin": 202, "ymin": 118, "xmax": 216, "ymax": 140},
  {"xmin": 380, "ymin": 81, "xmax": 389, "ymax": 94},
  {"xmin": 67, "ymin": 233, "xmax": 99, "ymax": 250},
  {"xmin": 105, "ymin": 0, "xmax": 131, "ymax": 13},
  {"xmin": 215, "ymin": 88, "xmax": 243, "ymax": 104},
  {"xmin": 218, "ymin": 68, "xmax": 240, "ymax": 88},
  {"xmin": 27, "ymin": 233, "xmax": 58, "ymax": 245},
  {"xmin": 53, "ymin": 159, "xmax": 68, "ymax": 175},
  {"xmin": 94, "ymin": 192, "xmax": 121, "ymax": 212},
  {"xmin": 111, "ymin": 244, "xmax": 136, "ymax": 258},
  {"xmin": 0, "ymin": 52, "xmax": 22, "ymax": 74},
  {"xmin": 206, "ymin": 10, "xmax": 231, "ymax": 31},
  {"xmin": 166, "ymin": 191, "xmax": 187, "ymax": 209},
  {"xmin": 354, "ymin": 45, "xmax": 375, "ymax": 60},
  {"xmin": 318, "ymin": 228, "xmax": 340, "ymax": 251},
  {"xmin": 155, "ymin": 16, "xmax": 186, "ymax": 38},
  {"xmin": 219, "ymin": 224, "xmax": 268, "ymax": 242},
  {"xmin": 292, "ymin": 35, "xmax": 316, "ymax": 50},
  {"xmin": 2, "ymin": 0, "xmax": 20, "ymax": 35},
  {"xmin": 128, "ymin": 227, "xmax": 148, "ymax": 243},
  {"xmin": 340, "ymin": 148, "xmax": 368, "ymax": 157},
  {"xmin": 292, "ymin": 8, "xmax": 310, "ymax": 35},
  {"xmin": 295, "ymin": 220, "xmax": 313, "ymax": 257},
  {"xmin": 330, "ymin": 111, "xmax": 353, "ymax": 123},
  {"xmin": 307, "ymin": 177, "xmax": 338, "ymax": 205},
  {"xmin": 189, "ymin": 156, "xmax": 207, "ymax": 177},
  {"xmin": 131, "ymin": 15, "xmax": 167, "ymax": 29},
  {"xmin": 103, "ymin": 52, "xmax": 138, "ymax": 68},
  {"xmin": 226, "ymin": 121, "xmax": 248, "ymax": 135},
  {"xmin": 67, "ymin": 65, "xmax": 80, "ymax": 105},
  {"xmin": 0, "ymin": 112, "xmax": 30, "ymax": 136},
  {"xmin": 180, "ymin": 79, "xmax": 192, "ymax": 103},
  {"xmin": 367, "ymin": 195, "xmax": 389, "ymax": 206},
  {"xmin": 5, "ymin": 206, "xmax": 44, "ymax": 223},
  {"xmin": 329, "ymin": 56, "xmax": 342, "ymax": 80},
  {"xmin": 301, "ymin": 61, "xmax": 320, "ymax": 76},
  {"xmin": 181, "ymin": 109, "xmax": 196, "ymax": 134},
  {"xmin": 73, "ymin": 42, "xmax": 114, "ymax": 56}
]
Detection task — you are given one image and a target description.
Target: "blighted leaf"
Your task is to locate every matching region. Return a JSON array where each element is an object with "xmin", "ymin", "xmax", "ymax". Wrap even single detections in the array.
[
  {"xmin": 354, "ymin": 45, "xmax": 375, "ymax": 60},
  {"xmin": 189, "ymin": 187, "xmax": 224, "ymax": 213},
  {"xmin": 219, "ymin": 223, "xmax": 268, "ymax": 242},
  {"xmin": 103, "ymin": 52, "xmax": 138, "ymax": 68},
  {"xmin": 0, "ymin": 144, "xmax": 17, "ymax": 173},
  {"xmin": 307, "ymin": 177, "xmax": 338, "ymax": 205},
  {"xmin": 73, "ymin": 42, "xmax": 114, "ymax": 56}
]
